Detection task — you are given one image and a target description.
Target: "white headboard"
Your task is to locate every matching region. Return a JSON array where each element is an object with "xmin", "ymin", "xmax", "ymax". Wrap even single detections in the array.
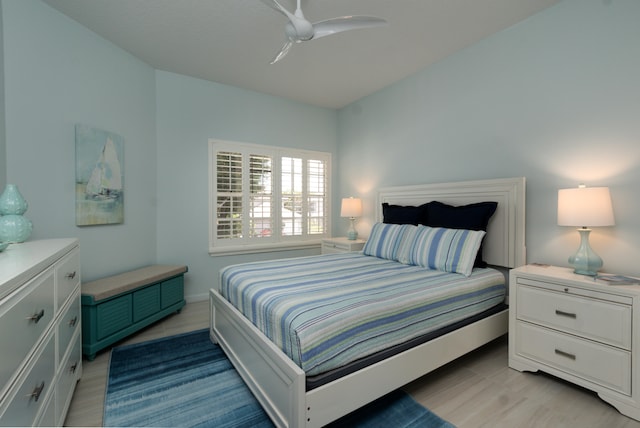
[{"xmin": 377, "ymin": 177, "xmax": 526, "ymax": 268}]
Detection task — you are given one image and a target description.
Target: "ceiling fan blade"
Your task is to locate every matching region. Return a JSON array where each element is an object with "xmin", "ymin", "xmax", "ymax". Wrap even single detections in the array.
[
  {"xmin": 263, "ymin": 3, "xmax": 387, "ymax": 64},
  {"xmin": 260, "ymin": 0, "xmax": 293, "ymax": 19},
  {"xmin": 312, "ymin": 16, "xmax": 387, "ymax": 39},
  {"xmin": 270, "ymin": 39, "xmax": 294, "ymax": 64}
]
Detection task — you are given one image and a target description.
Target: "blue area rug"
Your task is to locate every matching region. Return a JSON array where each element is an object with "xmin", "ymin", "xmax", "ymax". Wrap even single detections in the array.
[{"xmin": 104, "ymin": 329, "xmax": 455, "ymax": 427}]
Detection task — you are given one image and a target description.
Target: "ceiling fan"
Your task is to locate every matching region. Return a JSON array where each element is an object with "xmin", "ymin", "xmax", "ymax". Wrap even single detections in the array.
[{"xmin": 262, "ymin": 0, "xmax": 387, "ymax": 64}]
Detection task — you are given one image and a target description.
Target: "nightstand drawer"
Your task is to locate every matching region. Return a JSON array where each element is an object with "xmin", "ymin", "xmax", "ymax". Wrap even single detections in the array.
[
  {"xmin": 321, "ymin": 238, "xmax": 365, "ymax": 254},
  {"xmin": 321, "ymin": 243, "xmax": 347, "ymax": 254},
  {"xmin": 516, "ymin": 283, "xmax": 631, "ymax": 350},
  {"xmin": 515, "ymin": 322, "xmax": 631, "ymax": 395}
]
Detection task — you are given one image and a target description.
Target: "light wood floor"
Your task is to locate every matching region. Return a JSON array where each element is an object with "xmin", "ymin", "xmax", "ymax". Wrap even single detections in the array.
[{"xmin": 65, "ymin": 300, "xmax": 640, "ymax": 427}]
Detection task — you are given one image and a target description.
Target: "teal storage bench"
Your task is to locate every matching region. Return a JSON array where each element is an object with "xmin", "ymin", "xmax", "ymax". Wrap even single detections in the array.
[{"xmin": 81, "ymin": 264, "xmax": 188, "ymax": 360}]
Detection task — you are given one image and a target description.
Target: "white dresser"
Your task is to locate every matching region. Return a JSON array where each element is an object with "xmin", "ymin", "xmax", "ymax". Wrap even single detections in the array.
[
  {"xmin": 0, "ymin": 239, "xmax": 81, "ymax": 427},
  {"xmin": 509, "ymin": 264, "xmax": 640, "ymax": 421}
]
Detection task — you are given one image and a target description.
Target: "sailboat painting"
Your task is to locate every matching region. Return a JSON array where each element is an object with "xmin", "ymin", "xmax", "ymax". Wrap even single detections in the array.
[{"xmin": 75, "ymin": 124, "xmax": 124, "ymax": 226}]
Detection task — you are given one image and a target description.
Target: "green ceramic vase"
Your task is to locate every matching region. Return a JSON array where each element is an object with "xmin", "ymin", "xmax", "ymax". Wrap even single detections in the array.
[{"xmin": 0, "ymin": 184, "xmax": 33, "ymax": 242}]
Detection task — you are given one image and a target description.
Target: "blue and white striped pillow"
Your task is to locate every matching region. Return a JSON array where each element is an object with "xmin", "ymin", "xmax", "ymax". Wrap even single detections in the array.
[
  {"xmin": 397, "ymin": 225, "xmax": 486, "ymax": 276},
  {"xmin": 362, "ymin": 223, "xmax": 411, "ymax": 261}
]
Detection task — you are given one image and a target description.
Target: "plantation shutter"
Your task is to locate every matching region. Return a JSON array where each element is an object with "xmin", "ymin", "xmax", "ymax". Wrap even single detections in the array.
[
  {"xmin": 210, "ymin": 141, "xmax": 330, "ymax": 254},
  {"xmin": 216, "ymin": 151, "xmax": 243, "ymax": 240}
]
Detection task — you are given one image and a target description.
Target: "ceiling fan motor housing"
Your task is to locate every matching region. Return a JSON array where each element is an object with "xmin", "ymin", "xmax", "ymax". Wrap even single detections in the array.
[{"xmin": 286, "ymin": 20, "xmax": 313, "ymax": 41}]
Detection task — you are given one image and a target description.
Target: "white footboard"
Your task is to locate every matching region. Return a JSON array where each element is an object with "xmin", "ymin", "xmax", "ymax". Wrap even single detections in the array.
[
  {"xmin": 305, "ymin": 308, "xmax": 508, "ymax": 426},
  {"xmin": 211, "ymin": 288, "xmax": 508, "ymax": 428},
  {"xmin": 210, "ymin": 289, "xmax": 306, "ymax": 427}
]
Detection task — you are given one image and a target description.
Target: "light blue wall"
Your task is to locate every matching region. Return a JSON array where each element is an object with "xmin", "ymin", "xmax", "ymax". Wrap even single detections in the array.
[
  {"xmin": 155, "ymin": 71, "xmax": 337, "ymax": 300},
  {"xmin": 1, "ymin": 0, "xmax": 337, "ymax": 299},
  {"xmin": 0, "ymin": 3, "xmax": 5, "ymax": 190},
  {"xmin": 3, "ymin": 0, "xmax": 640, "ymax": 300},
  {"xmin": 2, "ymin": 0, "xmax": 158, "ymax": 280},
  {"xmin": 337, "ymin": 0, "xmax": 640, "ymax": 276}
]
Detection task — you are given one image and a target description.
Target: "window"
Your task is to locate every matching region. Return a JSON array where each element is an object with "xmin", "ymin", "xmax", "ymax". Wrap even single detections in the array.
[{"xmin": 209, "ymin": 140, "xmax": 331, "ymax": 255}]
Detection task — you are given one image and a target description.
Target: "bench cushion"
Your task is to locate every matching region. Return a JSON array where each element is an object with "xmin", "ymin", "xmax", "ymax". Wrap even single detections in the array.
[{"xmin": 82, "ymin": 265, "xmax": 188, "ymax": 302}]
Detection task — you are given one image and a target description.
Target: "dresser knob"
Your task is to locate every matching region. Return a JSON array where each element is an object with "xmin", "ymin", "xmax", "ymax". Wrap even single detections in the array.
[
  {"xmin": 65, "ymin": 271, "xmax": 77, "ymax": 280},
  {"xmin": 26, "ymin": 309, "xmax": 45, "ymax": 324},
  {"xmin": 69, "ymin": 362, "xmax": 78, "ymax": 374},
  {"xmin": 68, "ymin": 316, "xmax": 78, "ymax": 327},
  {"xmin": 25, "ymin": 381, "xmax": 45, "ymax": 402}
]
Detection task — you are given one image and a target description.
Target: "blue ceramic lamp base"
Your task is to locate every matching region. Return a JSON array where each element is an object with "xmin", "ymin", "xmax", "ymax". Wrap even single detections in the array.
[
  {"xmin": 346, "ymin": 218, "xmax": 358, "ymax": 240},
  {"xmin": 568, "ymin": 228, "xmax": 603, "ymax": 276}
]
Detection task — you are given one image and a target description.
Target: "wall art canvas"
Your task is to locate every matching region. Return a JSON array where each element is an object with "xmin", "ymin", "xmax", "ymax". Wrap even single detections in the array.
[{"xmin": 75, "ymin": 124, "xmax": 124, "ymax": 226}]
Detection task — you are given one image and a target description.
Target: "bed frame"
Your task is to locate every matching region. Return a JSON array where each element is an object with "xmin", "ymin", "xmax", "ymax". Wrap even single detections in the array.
[{"xmin": 210, "ymin": 177, "xmax": 526, "ymax": 427}]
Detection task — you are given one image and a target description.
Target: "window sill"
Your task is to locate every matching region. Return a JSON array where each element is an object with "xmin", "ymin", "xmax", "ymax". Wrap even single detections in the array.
[{"xmin": 209, "ymin": 240, "xmax": 322, "ymax": 257}]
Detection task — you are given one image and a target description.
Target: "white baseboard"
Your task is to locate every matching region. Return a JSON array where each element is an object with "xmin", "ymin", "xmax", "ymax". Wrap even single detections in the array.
[{"xmin": 185, "ymin": 293, "xmax": 209, "ymax": 303}]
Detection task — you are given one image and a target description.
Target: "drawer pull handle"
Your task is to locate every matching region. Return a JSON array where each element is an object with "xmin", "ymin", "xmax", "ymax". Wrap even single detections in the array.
[
  {"xmin": 68, "ymin": 316, "xmax": 78, "ymax": 327},
  {"xmin": 555, "ymin": 349, "xmax": 576, "ymax": 360},
  {"xmin": 555, "ymin": 310, "xmax": 576, "ymax": 319},
  {"xmin": 25, "ymin": 381, "xmax": 45, "ymax": 402},
  {"xmin": 26, "ymin": 309, "xmax": 45, "ymax": 324},
  {"xmin": 69, "ymin": 362, "xmax": 78, "ymax": 374},
  {"xmin": 65, "ymin": 271, "xmax": 77, "ymax": 280}
]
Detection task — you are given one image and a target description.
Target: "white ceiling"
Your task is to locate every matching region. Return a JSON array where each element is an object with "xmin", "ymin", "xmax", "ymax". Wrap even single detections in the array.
[{"xmin": 42, "ymin": 0, "xmax": 560, "ymax": 109}]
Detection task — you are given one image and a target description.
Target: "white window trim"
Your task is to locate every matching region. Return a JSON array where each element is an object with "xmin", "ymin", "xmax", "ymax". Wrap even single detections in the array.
[{"xmin": 208, "ymin": 139, "xmax": 331, "ymax": 256}]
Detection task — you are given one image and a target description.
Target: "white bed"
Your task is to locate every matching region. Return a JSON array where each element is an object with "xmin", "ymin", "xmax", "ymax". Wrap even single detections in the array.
[{"xmin": 209, "ymin": 177, "xmax": 526, "ymax": 427}]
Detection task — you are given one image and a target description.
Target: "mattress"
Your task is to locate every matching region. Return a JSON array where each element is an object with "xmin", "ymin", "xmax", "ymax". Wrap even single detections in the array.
[{"xmin": 220, "ymin": 252, "xmax": 506, "ymax": 377}]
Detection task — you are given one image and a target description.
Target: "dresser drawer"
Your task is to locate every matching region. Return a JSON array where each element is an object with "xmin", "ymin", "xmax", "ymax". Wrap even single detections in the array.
[
  {"xmin": 515, "ymin": 321, "xmax": 631, "ymax": 395},
  {"xmin": 57, "ymin": 292, "xmax": 81, "ymax": 362},
  {"xmin": 56, "ymin": 249, "xmax": 80, "ymax": 310},
  {"xmin": 516, "ymin": 283, "xmax": 631, "ymax": 350},
  {"xmin": 55, "ymin": 332, "xmax": 81, "ymax": 426},
  {"xmin": 0, "ymin": 334, "xmax": 56, "ymax": 427},
  {"xmin": 35, "ymin": 391, "xmax": 55, "ymax": 427},
  {"xmin": 0, "ymin": 270, "xmax": 55, "ymax": 396}
]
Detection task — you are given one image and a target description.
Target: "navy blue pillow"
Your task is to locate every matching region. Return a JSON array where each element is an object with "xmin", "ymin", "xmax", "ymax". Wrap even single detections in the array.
[
  {"xmin": 425, "ymin": 201, "xmax": 498, "ymax": 267},
  {"xmin": 382, "ymin": 202, "xmax": 429, "ymax": 225}
]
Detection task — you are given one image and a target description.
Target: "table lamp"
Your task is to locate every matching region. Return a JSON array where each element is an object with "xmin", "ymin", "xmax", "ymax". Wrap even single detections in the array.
[
  {"xmin": 341, "ymin": 197, "xmax": 362, "ymax": 240},
  {"xmin": 557, "ymin": 185, "xmax": 615, "ymax": 276}
]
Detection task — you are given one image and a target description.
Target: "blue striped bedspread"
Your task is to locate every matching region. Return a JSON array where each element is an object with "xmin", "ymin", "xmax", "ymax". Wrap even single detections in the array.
[{"xmin": 220, "ymin": 252, "xmax": 506, "ymax": 376}]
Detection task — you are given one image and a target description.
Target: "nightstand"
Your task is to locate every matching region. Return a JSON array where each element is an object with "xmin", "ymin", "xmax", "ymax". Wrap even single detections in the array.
[
  {"xmin": 321, "ymin": 237, "xmax": 366, "ymax": 254},
  {"xmin": 509, "ymin": 265, "xmax": 640, "ymax": 421}
]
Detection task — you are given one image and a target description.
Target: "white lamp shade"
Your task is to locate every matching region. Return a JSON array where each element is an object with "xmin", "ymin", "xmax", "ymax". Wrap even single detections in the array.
[
  {"xmin": 340, "ymin": 197, "xmax": 362, "ymax": 218},
  {"xmin": 557, "ymin": 186, "xmax": 615, "ymax": 227}
]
